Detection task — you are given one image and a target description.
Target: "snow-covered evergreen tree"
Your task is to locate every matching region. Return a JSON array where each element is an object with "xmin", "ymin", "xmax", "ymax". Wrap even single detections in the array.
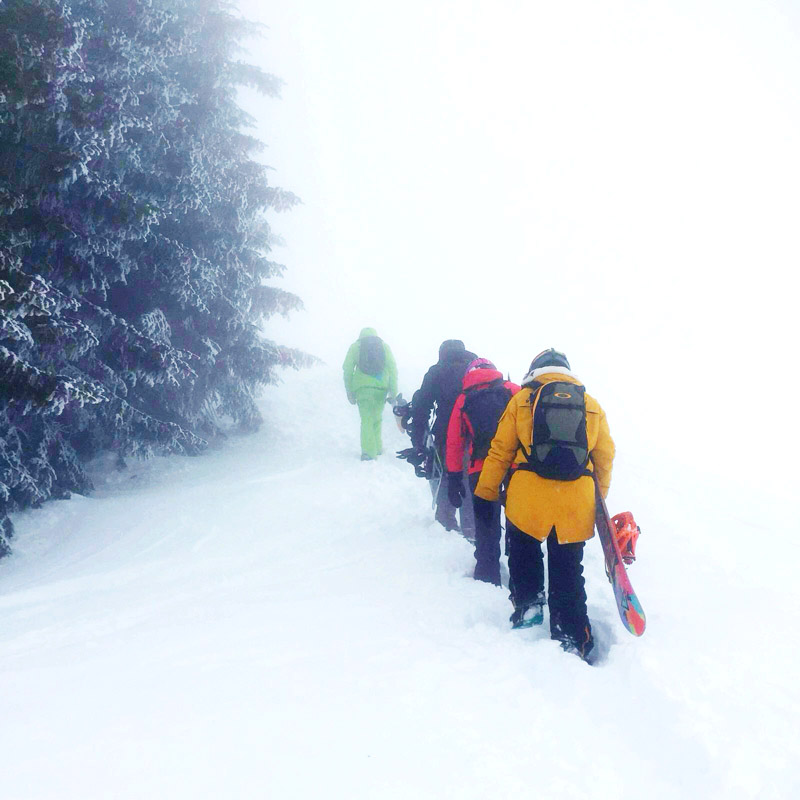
[{"xmin": 0, "ymin": 0, "xmax": 310, "ymax": 552}]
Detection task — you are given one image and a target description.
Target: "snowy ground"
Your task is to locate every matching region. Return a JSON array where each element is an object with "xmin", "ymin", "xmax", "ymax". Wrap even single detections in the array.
[{"xmin": 1, "ymin": 366, "xmax": 798, "ymax": 799}]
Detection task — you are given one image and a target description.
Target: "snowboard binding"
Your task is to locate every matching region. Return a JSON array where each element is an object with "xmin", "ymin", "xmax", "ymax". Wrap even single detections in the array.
[
  {"xmin": 610, "ymin": 512, "xmax": 640, "ymax": 565},
  {"xmin": 392, "ymin": 393, "xmax": 411, "ymax": 432}
]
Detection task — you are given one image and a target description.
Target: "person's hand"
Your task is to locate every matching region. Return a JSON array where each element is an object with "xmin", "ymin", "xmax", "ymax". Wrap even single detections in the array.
[
  {"xmin": 473, "ymin": 494, "xmax": 494, "ymax": 521},
  {"xmin": 447, "ymin": 472, "xmax": 465, "ymax": 508}
]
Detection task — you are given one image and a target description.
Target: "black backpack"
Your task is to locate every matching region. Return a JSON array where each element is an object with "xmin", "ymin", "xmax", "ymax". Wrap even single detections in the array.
[
  {"xmin": 461, "ymin": 379, "xmax": 513, "ymax": 463},
  {"xmin": 518, "ymin": 381, "xmax": 591, "ymax": 481},
  {"xmin": 358, "ymin": 335, "xmax": 385, "ymax": 377}
]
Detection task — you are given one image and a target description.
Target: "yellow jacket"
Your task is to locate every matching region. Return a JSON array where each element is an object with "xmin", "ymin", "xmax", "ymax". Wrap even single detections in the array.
[{"xmin": 474, "ymin": 370, "xmax": 615, "ymax": 544}]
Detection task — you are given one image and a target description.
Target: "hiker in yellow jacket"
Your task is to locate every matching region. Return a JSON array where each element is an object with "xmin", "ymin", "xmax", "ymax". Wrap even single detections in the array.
[
  {"xmin": 342, "ymin": 328, "xmax": 398, "ymax": 460},
  {"xmin": 475, "ymin": 349, "xmax": 614, "ymax": 661}
]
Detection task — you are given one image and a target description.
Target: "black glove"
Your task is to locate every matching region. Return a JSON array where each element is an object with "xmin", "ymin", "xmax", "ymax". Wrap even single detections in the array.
[
  {"xmin": 473, "ymin": 494, "xmax": 494, "ymax": 522},
  {"xmin": 396, "ymin": 447, "xmax": 426, "ymax": 468},
  {"xmin": 447, "ymin": 472, "xmax": 465, "ymax": 508}
]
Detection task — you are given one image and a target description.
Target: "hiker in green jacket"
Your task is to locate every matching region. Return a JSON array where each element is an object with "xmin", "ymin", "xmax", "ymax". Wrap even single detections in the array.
[{"xmin": 342, "ymin": 328, "xmax": 398, "ymax": 461}]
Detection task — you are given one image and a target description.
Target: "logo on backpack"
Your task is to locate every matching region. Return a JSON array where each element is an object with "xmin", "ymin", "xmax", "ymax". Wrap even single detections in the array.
[
  {"xmin": 358, "ymin": 335, "xmax": 385, "ymax": 377},
  {"xmin": 518, "ymin": 381, "xmax": 591, "ymax": 481},
  {"xmin": 462, "ymin": 379, "xmax": 513, "ymax": 463}
]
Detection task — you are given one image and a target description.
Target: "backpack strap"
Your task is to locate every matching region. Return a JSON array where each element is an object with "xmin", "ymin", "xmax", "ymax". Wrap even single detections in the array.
[
  {"xmin": 515, "ymin": 462, "xmax": 594, "ymax": 477},
  {"xmin": 515, "ymin": 381, "xmax": 542, "ymax": 463}
]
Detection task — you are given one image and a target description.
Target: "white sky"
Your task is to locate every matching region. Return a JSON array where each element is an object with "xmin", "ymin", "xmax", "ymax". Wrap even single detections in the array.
[{"xmin": 235, "ymin": 0, "xmax": 800, "ymax": 498}]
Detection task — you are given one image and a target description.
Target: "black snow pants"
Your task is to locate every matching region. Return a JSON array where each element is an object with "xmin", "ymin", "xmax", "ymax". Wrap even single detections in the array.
[
  {"xmin": 506, "ymin": 520, "xmax": 592, "ymax": 649},
  {"xmin": 433, "ymin": 442, "xmax": 475, "ymax": 539},
  {"xmin": 469, "ymin": 472, "xmax": 502, "ymax": 585}
]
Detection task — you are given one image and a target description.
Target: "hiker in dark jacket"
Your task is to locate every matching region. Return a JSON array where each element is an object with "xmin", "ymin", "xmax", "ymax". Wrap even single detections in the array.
[
  {"xmin": 405, "ymin": 340, "xmax": 477, "ymax": 534},
  {"xmin": 445, "ymin": 358, "xmax": 520, "ymax": 585}
]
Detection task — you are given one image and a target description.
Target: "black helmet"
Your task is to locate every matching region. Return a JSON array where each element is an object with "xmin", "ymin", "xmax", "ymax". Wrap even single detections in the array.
[{"xmin": 528, "ymin": 348, "xmax": 570, "ymax": 372}]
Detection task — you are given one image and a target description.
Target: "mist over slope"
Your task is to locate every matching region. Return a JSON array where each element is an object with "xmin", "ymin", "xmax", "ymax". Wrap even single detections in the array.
[{"xmin": 0, "ymin": 366, "xmax": 797, "ymax": 799}]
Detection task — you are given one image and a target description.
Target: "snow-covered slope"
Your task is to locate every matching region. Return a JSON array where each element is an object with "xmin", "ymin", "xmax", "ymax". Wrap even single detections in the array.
[{"xmin": 1, "ymin": 366, "xmax": 798, "ymax": 799}]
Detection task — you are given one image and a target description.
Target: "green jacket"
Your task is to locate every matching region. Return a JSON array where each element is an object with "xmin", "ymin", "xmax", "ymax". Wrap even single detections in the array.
[{"xmin": 342, "ymin": 327, "xmax": 398, "ymax": 399}]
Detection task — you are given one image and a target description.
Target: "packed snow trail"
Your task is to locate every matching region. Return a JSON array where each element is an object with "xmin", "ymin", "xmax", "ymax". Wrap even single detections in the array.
[{"xmin": 1, "ymin": 367, "xmax": 798, "ymax": 799}]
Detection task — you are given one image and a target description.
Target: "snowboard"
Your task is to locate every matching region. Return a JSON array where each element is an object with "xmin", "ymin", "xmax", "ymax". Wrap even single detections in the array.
[
  {"xmin": 593, "ymin": 474, "xmax": 646, "ymax": 636},
  {"xmin": 423, "ymin": 424, "xmax": 443, "ymax": 510}
]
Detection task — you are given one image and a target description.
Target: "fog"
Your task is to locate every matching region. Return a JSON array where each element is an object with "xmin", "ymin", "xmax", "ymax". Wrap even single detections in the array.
[{"xmin": 237, "ymin": 0, "xmax": 800, "ymax": 502}]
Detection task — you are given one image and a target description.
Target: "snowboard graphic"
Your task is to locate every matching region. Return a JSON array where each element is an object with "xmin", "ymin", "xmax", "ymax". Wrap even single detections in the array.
[{"xmin": 593, "ymin": 473, "xmax": 646, "ymax": 636}]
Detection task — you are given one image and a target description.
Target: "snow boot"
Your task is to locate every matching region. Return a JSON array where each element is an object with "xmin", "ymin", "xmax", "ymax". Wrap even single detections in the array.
[
  {"xmin": 553, "ymin": 623, "xmax": 594, "ymax": 663},
  {"xmin": 510, "ymin": 593, "xmax": 545, "ymax": 628},
  {"xmin": 435, "ymin": 506, "xmax": 460, "ymax": 532}
]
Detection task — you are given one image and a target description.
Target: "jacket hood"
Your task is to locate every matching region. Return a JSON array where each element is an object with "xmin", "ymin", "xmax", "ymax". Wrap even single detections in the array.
[
  {"xmin": 358, "ymin": 327, "xmax": 378, "ymax": 339},
  {"xmin": 438, "ymin": 339, "xmax": 466, "ymax": 361},
  {"xmin": 462, "ymin": 366, "xmax": 504, "ymax": 391},
  {"xmin": 520, "ymin": 365, "xmax": 579, "ymax": 387}
]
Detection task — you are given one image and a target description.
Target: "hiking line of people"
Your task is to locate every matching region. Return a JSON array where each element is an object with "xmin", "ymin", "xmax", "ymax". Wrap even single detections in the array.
[{"xmin": 342, "ymin": 331, "xmax": 615, "ymax": 663}]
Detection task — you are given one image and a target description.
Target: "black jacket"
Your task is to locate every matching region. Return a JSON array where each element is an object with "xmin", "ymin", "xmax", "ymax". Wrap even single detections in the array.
[{"xmin": 409, "ymin": 340, "xmax": 477, "ymax": 450}]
